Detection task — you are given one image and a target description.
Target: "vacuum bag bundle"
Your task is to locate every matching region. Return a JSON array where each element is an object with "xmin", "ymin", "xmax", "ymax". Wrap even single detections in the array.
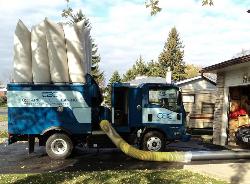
[{"xmin": 12, "ymin": 18, "xmax": 92, "ymax": 84}]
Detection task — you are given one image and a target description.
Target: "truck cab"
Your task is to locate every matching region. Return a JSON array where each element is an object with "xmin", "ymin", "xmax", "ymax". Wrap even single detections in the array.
[{"xmin": 111, "ymin": 82, "xmax": 189, "ymax": 151}]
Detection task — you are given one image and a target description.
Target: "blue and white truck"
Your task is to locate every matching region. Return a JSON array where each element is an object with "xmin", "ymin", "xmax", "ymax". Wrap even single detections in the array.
[{"xmin": 7, "ymin": 74, "xmax": 190, "ymax": 159}]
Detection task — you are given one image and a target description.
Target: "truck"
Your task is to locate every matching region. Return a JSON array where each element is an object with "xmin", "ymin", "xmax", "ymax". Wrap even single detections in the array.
[{"xmin": 7, "ymin": 74, "xmax": 190, "ymax": 159}]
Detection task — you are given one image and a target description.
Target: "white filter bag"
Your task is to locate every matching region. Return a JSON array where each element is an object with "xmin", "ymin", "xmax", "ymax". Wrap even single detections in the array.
[
  {"xmin": 63, "ymin": 24, "xmax": 86, "ymax": 83},
  {"xmin": 31, "ymin": 21, "xmax": 51, "ymax": 83},
  {"xmin": 44, "ymin": 18, "xmax": 69, "ymax": 83},
  {"xmin": 86, "ymin": 34, "xmax": 92, "ymax": 74},
  {"xmin": 13, "ymin": 20, "xmax": 32, "ymax": 83},
  {"xmin": 84, "ymin": 28, "xmax": 92, "ymax": 74},
  {"xmin": 76, "ymin": 20, "xmax": 90, "ymax": 75}
]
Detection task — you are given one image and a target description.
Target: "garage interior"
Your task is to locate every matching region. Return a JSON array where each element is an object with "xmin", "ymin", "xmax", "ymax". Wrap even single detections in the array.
[{"xmin": 228, "ymin": 86, "xmax": 250, "ymax": 145}]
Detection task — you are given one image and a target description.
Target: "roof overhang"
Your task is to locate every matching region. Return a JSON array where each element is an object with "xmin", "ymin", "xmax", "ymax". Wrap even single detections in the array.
[{"xmin": 201, "ymin": 55, "xmax": 250, "ymax": 74}]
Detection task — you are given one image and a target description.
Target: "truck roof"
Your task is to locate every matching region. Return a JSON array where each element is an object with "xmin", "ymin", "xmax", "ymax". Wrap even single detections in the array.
[{"xmin": 112, "ymin": 82, "xmax": 179, "ymax": 89}]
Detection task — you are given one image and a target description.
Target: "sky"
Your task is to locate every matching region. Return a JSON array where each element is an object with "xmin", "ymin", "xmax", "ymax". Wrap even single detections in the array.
[{"xmin": 0, "ymin": 0, "xmax": 250, "ymax": 84}]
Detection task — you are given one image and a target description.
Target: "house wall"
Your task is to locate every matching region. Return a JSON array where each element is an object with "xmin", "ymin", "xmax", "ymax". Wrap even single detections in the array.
[
  {"xmin": 178, "ymin": 78, "xmax": 216, "ymax": 129},
  {"xmin": 183, "ymin": 90, "xmax": 216, "ymax": 128},
  {"xmin": 180, "ymin": 79, "xmax": 216, "ymax": 91},
  {"xmin": 224, "ymin": 66, "xmax": 250, "ymax": 87},
  {"xmin": 212, "ymin": 72, "xmax": 229, "ymax": 145}
]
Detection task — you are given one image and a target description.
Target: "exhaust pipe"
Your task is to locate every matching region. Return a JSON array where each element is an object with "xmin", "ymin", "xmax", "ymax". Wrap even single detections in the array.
[{"xmin": 100, "ymin": 120, "xmax": 250, "ymax": 162}]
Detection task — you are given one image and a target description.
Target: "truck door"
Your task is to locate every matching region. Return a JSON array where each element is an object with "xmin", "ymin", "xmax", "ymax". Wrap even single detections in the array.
[
  {"xmin": 128, "ymin": 88, "xmax": 142, "ymax": 126},
  {"xmin": 142, "ymin": 87, "xmax": 183, "ymax": 125}
]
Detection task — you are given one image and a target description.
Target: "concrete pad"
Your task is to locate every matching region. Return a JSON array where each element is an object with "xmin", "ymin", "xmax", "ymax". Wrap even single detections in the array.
[{"xmin": 184, "ymin": 160, "xmax": 250, "ymax": 184}]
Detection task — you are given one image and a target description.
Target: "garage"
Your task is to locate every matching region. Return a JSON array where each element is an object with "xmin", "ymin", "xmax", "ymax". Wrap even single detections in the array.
[{"xmin": 202, "ymin": 54, "xmax": 250, "ymax": 146}]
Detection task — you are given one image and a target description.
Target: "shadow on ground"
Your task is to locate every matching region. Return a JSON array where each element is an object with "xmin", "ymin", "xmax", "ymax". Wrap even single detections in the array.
[{"xmin": 0, "ymin": 138, "xmax": 248, "ymax": 174}]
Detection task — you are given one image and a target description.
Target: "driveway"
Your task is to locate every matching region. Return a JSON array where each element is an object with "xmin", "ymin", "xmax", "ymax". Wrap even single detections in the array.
[
  {"xmin": 0, "ymin": 137, "xmax": 249, "ymax": 184},
  {"xmin": 185, "ymin": 160, "xmax": 250, "ymax": 184},
  {"xmin": 0, "ymin": 142, "xmax": 184, "ymax": 174},
  {"xmin": 0, "ymin": 138, "xmax": 223, "ymax": 174}
]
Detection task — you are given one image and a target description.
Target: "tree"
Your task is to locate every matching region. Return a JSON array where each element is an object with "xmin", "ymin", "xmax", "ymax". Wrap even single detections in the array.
[
  {"xmin": 135, "ymin": 56, "xmax": 149, "ymax": 76},
  {"xmin": 123, "ymin": 69, "xmax": 136, "ymax": 82},
  {"xmin": 91, "ymin": 44, "xmax": 105, "ymax": 87},
  {"xmin": 232, "ymin": 49, "xmax": 250, "ymax": 59},
  {"xmin": 184, "ymin": 64, "xmax": 201, "ymax": 79},
  {"xmin": 123, "ymin": 56, "xmax": 149, "ymax": 82},
  {"xmin": 61, "ymin": 0, "xmax": 105, "ymax": 86},
  {"xmin": 109, "ymin": 71, "xmax": 122, "ymax": 84},
  {"xmin": 105, "ymin": 71, "xmax": 122, "ymax": 106},
  {"xmin": 145, "ymin": 0, "xmax": 214, "ymax": 16},
  {"xmin": 158, "ymin": 27, "xmax": 186, "ymax": 81}
]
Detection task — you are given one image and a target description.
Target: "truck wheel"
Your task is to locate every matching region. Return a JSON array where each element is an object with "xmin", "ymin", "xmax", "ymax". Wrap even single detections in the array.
[
  {"xmin": 142, "ymin": 131, "xmax": 166, "ymax": 151},
  {"xmin": 46, "ymin": 133, "xmax": 73, "ymax": 159}
]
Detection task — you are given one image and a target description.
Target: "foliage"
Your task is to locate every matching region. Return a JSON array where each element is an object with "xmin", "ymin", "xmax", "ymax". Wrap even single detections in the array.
[
  {"xmin": 0, "ymin": 96, "xmax": 7, "ymax": 107},
  {"xmin": 105, "ymin": 71, "xmax": 122, "ymax": 106},
  {"xmin": 0, "ymin": 169, "xmax": 227, "ymax": 184},
  {"xmin": 62, "ymin": 0, "xmax": 90, "ymax": 25},
  {"xmin": 158, "ymin": 27, "xmax": 186, "ymax": 81},
  {"xmin": 61, "ymin": 0, "xmax": 105, "ymax": 87},
  {"xmin": 202, "ymin": 0, "xmax": 214, "ymax": 6},
  {"xmin": 184, "ymin": 64, "xmax": 201, "ymax": 79},
  {"xmin": 122, "ymin": 28, "xmax": 200, "ymax": 82},
  {"xmin": 0, "ymin": 130, "xmax": 8, "ymax": 138},
  {"xmin": 109, "ymin": 71, "xmax": 122, "ymax": 84},
  {"xmin": 145, "ymin": 60, "xmax": 162, "ymax": 77},
  {"xmin": 0, "ymin": 115, "xmax": 7, "ymax": 122},
  {"xmin": 232, "ymin": 49, "xmax": 250, "ymax": 59},
  {"xmin": 92, "ymin": 43, "xmax": 105, "ymax": 88},
  {"xmin": 145, "ymin": 0, "xmax": 162, "ymax": 16},
  {"xmin": 123, "ymin": 56, "xmax": 148, "ymax": 82},
  {"xmin": 146, "ymin": 0, "xmax": 214, "ymax": 16}
]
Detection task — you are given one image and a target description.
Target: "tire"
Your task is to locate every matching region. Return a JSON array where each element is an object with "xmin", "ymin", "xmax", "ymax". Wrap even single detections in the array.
[
  {"xmin": 235, "ymin": 126, "xmax": 250, "ymax": 148},
  {"xmin": 45, "ymin": 133, "xmax": 73, "ymax": 159},
  {"xmin": 142, "ymin": 131, "xmax": 166, "ymax": 151}
]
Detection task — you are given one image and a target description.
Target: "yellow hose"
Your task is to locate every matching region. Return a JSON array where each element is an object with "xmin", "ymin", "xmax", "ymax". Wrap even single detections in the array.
[{"xmin": 100, "ymin": 120, "xmax": 191, "ymax": 162}]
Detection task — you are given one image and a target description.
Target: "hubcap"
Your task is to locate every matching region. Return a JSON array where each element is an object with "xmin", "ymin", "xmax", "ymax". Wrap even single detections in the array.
[
  {"xmin": 51, "ymin": 139, "xmax": 67, "ymax": 155},
  {"xmin": 147, "ymin": 137, "xmax": 162, "ymax": 151}
]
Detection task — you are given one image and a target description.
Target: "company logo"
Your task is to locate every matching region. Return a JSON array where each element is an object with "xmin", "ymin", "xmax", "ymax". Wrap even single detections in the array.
[
  {"xmin": 42, "ymin": 92, "xmax": 58, "ymax": 98},
  {"xmin": 157, "ymin": 112, "xmax": 172, "ymax": 120}
]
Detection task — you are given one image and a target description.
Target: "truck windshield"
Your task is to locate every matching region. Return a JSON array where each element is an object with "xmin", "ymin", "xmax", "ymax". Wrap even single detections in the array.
[{"xmin": 149, "ymin": 88, "xmax": 180, "ymax": 112}]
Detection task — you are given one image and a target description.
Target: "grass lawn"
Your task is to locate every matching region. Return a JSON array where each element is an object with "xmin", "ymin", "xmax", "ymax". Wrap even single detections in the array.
[
  {"xmin": 0, "ymin": 115, "xmax": 7, "ymax": 122},
  {"xmin": 0, "ymin": 104, "xmax": 7, "ymax": 108},
  {"xmin": 0, "ymin": 169, "xmax": 227, "ymax": 184}
]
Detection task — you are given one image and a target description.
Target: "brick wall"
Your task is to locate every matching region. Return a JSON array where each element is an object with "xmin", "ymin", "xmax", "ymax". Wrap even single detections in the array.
[{"xmin": 213, "ymin": 72, "xmax": 225, "ymax": 145}]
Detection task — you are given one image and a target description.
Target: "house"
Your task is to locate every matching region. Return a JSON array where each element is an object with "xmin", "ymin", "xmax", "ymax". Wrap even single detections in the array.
[
  {"xmin": 176, "ymin": 75, "xmax": 217, "ymax": 130},
  {"xmin": 202, "ymin": 54, "xmax": 250, "ymax": 146}
]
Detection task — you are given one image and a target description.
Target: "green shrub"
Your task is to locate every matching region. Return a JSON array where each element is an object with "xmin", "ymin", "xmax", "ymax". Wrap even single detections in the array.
[{"xmin": 0, "ymin": 96, "xmax": 7, "ymax": 106}]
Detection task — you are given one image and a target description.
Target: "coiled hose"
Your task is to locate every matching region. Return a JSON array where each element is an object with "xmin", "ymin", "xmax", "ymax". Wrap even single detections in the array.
[{"xmin": 100, "ymin": 120, "xmax": 191, "ymax": 162}]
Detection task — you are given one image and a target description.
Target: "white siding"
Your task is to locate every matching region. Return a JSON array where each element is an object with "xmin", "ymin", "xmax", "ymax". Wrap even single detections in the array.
[
  {"xmin": 225, "ymin": 66, "xmax": 250, "ymax": 87},
  {"xmin": 179, "ymin": 78, "xmax": 216, "ymax": 91}
]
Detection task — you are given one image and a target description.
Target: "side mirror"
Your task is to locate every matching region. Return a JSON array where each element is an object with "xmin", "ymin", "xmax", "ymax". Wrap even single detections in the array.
[{"xmin": 137, "ymin": 105, "xmax": 142, "ymax": 111}]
